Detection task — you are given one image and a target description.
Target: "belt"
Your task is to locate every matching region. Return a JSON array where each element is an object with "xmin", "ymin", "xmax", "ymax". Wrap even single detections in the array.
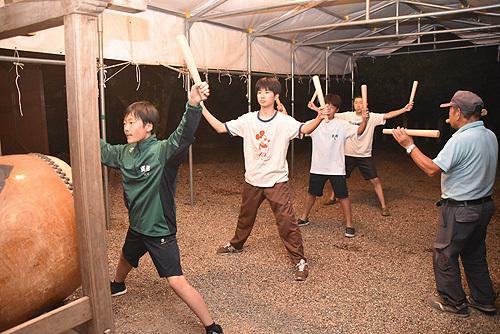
[{"xmin": 436, "ymin": 196, "xmax": 492, "ymax": 207}]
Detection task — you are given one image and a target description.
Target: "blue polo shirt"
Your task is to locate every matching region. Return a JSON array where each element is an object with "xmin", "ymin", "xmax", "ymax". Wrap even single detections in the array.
[{"xmin": 433, "ymin": 121, "xmax": 498, "ymax": 201}]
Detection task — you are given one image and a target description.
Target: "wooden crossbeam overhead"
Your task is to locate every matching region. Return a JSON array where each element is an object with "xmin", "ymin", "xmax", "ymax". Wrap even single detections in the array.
[{"xmin": 0, "ymin": 0, "xmax": 147, "ymax": 39}]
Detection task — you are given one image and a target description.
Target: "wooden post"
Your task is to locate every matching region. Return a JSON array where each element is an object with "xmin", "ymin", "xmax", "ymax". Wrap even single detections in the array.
[{"xmin": 64, "ymin": 13, "xmax": 114, "ymax": 334}]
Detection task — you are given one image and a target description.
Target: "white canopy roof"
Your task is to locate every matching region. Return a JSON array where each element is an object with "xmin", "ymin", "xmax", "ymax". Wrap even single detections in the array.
[{"xmin": 1, "ymin": 0, "xmax": 499, "ymax": 75}]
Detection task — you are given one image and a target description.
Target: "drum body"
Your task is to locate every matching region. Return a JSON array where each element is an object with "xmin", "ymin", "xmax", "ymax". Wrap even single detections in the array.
[{"xmin": 0, "ymin": 154, "xmax": 80, "ymax": 331}]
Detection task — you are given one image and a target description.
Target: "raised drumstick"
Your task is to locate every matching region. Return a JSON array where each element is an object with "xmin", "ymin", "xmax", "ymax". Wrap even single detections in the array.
[
  {"xmin": 409, "ymin": 81, "xmax": 418, "ymax": 104},
  {"xmin": 310, "ymin": 91, "xmax": 318, "ymax": 103},
  {"xmin": 382, "ymin": 128, "xmax": 440, "ymax": 138},
  {"xmin": 312, "ymin": 75, "xmax": 329, "ymax": 122},
  {"xmin": 361, "ymin": 84, "xmax": 368, "ymax": 111},
  {"xmin": 176, "ymin": 34, "xmax": 202, "ymax": 85}
]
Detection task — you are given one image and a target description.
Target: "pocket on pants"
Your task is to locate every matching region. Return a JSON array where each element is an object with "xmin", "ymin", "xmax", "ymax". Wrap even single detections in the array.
[{"xmin": 454, "ymin": 206, "xmax": 480, "ymax": 223}]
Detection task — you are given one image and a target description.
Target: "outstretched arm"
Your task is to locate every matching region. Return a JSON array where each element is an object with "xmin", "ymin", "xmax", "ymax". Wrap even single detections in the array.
[
  {"xmin": 202, "ymin": 106, "xmax": 227, "ymax": 134},
  {"xmin": 392, "ymin": 127, "xmax": 441, "ymax": 177},
  {"xmin": 383, "ymin": 102, "xmax": 413, "ymax": 120}
]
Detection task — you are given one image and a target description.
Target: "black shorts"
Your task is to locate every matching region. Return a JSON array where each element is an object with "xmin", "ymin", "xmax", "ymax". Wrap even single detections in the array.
[
  {"xmin": 345, "ymin": 156, "xmax": 378, "ymax": 180},
  {"xmin": 122, "ymin": 228, "xmax": 183, "ymax": 278},
  {"xmin": 308, "ymin": 173, "xmax": 348, "ymax": 198}
]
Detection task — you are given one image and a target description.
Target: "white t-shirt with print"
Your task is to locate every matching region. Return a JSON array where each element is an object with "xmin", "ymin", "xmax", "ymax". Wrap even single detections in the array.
[
  {"xmin": 225, "ymin": 111, "xmax": 302, "ymax": 187},
  {"xmin": 335, "ymin": 111, "xmax": 385, "ymax": 157},
  {"xmin": 306, "ymin": 118, "xmax": 358, "ymax": 175}
]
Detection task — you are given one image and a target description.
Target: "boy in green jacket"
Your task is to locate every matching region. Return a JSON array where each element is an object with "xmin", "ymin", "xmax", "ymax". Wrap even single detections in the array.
[{"xmin": 100, "ymin": 82, "xmax": 223, "ymax": 334}]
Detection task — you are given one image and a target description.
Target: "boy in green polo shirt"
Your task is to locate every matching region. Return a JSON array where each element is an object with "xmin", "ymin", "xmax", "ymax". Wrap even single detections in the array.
[{"xmin": 100, "ymin": 82, "xmax": 223, "ymax": 334}]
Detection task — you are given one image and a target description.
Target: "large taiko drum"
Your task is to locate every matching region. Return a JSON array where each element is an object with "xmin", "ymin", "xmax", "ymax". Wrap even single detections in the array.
[{"xmin": 0, "ymin": 154, "xmax": 81, "ymax": 331}]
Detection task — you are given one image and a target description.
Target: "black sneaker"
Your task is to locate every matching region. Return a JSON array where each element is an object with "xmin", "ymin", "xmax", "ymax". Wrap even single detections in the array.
[
  {"xmin": 466, "ymin": 296, "xmax": 497, "ymax": 313},
  {"xmin": 427, "ymin": 295, "xmax": 470, "ymax": 317},
  {"xmin": 205, "ymin": 323, "xmax": 223, "ymax": 334},
  {"xmin": 297, "ymin": 218, "xmax": 310, "ymax": 227},
  {"xmin": 110, "ymin": 281, "xmax": 127, "ymax": 297},
  {"xmin": 345, "ymin": 227, "xmax": 355, "ymax": 238}
]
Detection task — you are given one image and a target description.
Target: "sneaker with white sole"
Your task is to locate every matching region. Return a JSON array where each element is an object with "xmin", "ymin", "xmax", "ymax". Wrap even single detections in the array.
[
  {"xmin": 110, "ymin": 281, "xmax": 127, "ymax": 297},
  {"xmin": 294, "ymin": 259, "xmax": 309, "ymax": 281},
  {"xmin": 297, "ymin": 218, "xmax": 310, "ymax": 227},
  {"xmin": 216, "ymin": 243, "xmax": 243, "ymax": 254},
  {"xmin": 427, "ymin": 295, "xmax": 470, "ymax": 317},
  {"xmin": 466, "ymin": 296, "xmax": 496, "ymax": 313},
  {"xmin": 345, "ymin": 227, "xmax": 355, "ymax": 238}
]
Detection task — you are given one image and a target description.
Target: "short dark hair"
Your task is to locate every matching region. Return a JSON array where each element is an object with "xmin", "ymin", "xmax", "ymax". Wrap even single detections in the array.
[
  {"xmin": 353, "ymin": 95, "xmax": 362, "ymax": 100},
  {"xmin": 125, "ymin": 101, "xmax": 159, "ymax": 133},
  {"xmin": 255, "ymin": 77, "xmax": 281, "ymax": 95},
  {"xmin": 325, "ymin": 94, "xmax": 342, "ymax": 108}
]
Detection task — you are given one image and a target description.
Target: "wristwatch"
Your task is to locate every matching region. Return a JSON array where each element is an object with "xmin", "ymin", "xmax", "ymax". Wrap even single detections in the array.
[{"xmin": 406, "ymin": 144, "xmax": 416, "ymax": 155}]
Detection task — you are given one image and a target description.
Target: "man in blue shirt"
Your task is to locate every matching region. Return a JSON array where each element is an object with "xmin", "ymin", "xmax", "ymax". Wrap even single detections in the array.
[{"xmin": 391, "ymin": 90, "xmax": 497, "ymax": 317}]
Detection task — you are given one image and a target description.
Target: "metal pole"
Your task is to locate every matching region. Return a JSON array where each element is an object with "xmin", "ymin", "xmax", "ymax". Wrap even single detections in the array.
[
  {"xmin": 301, "ymin": 24, "xmax": 500, "ymax": 46},
  {"xmin": 366, "ymin": 0, "xmax": 370, "ymax": 20},
  {"xmin": 325, "ymin": 47, "xmax": 329, "ymax": 94},
  {"xmin": 0, "ymin": 55, "xmax": 65, "ymax": 65},
  {"xmin": 185, "ymin": 20, "xmax": 195, "ymax": 205},
  {"xmin": 351, "ymin": 57, "xmax": 355, "ymax": 111},
  {"xmin": 396, "ymin": 0, "xmax": 399, "ymax": 35},
  {"xmin": 256, "ymin": 3, "xmax": 500, "ymax": 36},
  {"xmin": 326, "ymin": 34, "xmax": 500, "ymax": 53},
  {"xmin": 98, "ymin": 14, "xmax": 111, "ymax": 229},
  {"xmin": 247, "ymin": 32, "xmax": 252, "ymax": 113},
  {"xmin": 417, "ymin": 17, "xmax": 421, "ymax": 43},
  {"xmin": 359, "ymin": 42, "xmax": 497, "ymax": 57},
  {"xmin": 290, "ymin": 43, "xmax": 295, "ymax": 178}
]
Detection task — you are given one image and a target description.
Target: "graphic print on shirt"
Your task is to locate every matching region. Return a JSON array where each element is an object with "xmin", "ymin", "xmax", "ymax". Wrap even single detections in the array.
[{"xmin": 255, "ymin": 130, "xmax": 271, "ymax": 161}]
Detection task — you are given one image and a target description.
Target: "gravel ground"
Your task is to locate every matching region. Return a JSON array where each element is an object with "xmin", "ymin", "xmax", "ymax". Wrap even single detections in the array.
[{"xmin": 105, "ymin": 146, "xmax": 499, "ymax": 334}]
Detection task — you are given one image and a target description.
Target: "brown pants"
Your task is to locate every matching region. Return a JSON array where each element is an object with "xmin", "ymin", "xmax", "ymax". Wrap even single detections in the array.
[{"xmin": 229, "ymin": 181, "xmax": 305, "ymax": 264}]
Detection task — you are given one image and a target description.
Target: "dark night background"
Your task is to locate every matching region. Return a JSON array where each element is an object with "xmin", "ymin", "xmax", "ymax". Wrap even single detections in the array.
[{"xmin": 0, "ymin": 37, "xmax": 499, "ymax": 162}]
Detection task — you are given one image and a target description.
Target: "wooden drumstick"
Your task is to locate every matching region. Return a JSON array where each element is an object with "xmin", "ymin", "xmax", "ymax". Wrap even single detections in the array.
[
  {"xmin": 409, "ymin": 81, "xmax": 418, "ymax": 104},
  {"xmin": 361, "ymin": 84, "xmax": 368, "ymax": 110},
  {"xmin": 176, "ymin": 34, "xmax": 202, "ymax": 85},
  {"xmin": 310, "ymin": 91, "xmax": 317, "ymax": 103},
  {"xmin": 312, "ymin": 75, "xmax": 329, "ymax": 122},
  {"xmin": 382, "ymin": 128, "xmax": 440, "ymax": 138}
]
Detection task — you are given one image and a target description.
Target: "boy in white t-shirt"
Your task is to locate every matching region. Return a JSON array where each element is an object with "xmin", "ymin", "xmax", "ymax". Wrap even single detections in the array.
[
  {"xmin": 330, "ymin": 96, "xmax": 413, "ymax": 216},
  {"xmin": 297, "ymin": 94, "xmax": 368, "ymax": 237},
  {"xmin": 201, "ymin": 77, "xmax": 325, "ymax": 281}
]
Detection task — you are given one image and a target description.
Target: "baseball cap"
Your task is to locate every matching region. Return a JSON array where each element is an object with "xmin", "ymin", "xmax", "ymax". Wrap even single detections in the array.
[{"xmin": 440, "ymin": 90, "xmax": 485, "ymax": 117}]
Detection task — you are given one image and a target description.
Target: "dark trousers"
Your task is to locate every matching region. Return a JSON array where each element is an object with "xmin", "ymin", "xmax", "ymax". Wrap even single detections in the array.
[
  {"xmin": 433, "ymin": 200, "xmax": 496, "ymax": 306},
  {"xmin": 229, "ymin": 181, "xmax": 305, "ymax": 264}
]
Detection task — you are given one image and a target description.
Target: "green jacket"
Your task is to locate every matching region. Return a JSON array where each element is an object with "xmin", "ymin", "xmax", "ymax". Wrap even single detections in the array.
[{"xmin": 100, "ymin": 103, "xmax": 202, "ymax": 236}]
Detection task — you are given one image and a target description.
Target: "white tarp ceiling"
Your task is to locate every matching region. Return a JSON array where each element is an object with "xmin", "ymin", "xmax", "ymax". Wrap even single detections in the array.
[{"xmin": 0, "ymin": 0, "xmax": 499, "ymax": 75}]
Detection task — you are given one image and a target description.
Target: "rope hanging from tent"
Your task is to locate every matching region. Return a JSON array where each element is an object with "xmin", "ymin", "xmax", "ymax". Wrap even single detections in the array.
[
  {"xmin": 103, "ymin": 61, "xmax": 131, "ymax": 85},
  {"xmin": 134, "ymin": 63, "xmax": 141, "ymax": 91},
  {"xmin": 12, "ymin": 49, "xmax": 24, "ymax": 117}
]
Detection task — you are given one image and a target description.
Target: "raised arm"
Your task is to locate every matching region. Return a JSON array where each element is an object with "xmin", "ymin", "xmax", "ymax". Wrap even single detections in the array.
[
  {"xmin": 383, "ymin": 102, "xmax": 414, "ymax": 120},
  {"xmin": 163, "ymin": 82, "xmax": 209, "ymax": 162},
  {"xmin": 202, "ymin": 106, "xmax": 227, "ymax": 134},
  {"xmin": 301, "ymin": 104, "xmax": 327, "ymax": 134},
  {"xmin": 392, "ymin": 127, "xmax": 441, "ymax": 177},
  {"xmin": 357, "ymin": 108, "xmax": 369, "ymax": 135}
]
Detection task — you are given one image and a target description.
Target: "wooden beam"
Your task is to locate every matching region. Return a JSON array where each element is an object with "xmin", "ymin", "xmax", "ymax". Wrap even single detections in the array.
[
  {"xmin": 0, "ymin": 297, "xmax": 91, "ymax": 334},
  {"xmin": 108, "ymin": 0, "xmax": 147, "ymax": 13},
  {"xmin": 64, "ymin": 13, "xmax": 114, "ymax": 334},
  {"xmin": 0, "ymin": 0, "xmax": 110, "ymax": 40}
]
